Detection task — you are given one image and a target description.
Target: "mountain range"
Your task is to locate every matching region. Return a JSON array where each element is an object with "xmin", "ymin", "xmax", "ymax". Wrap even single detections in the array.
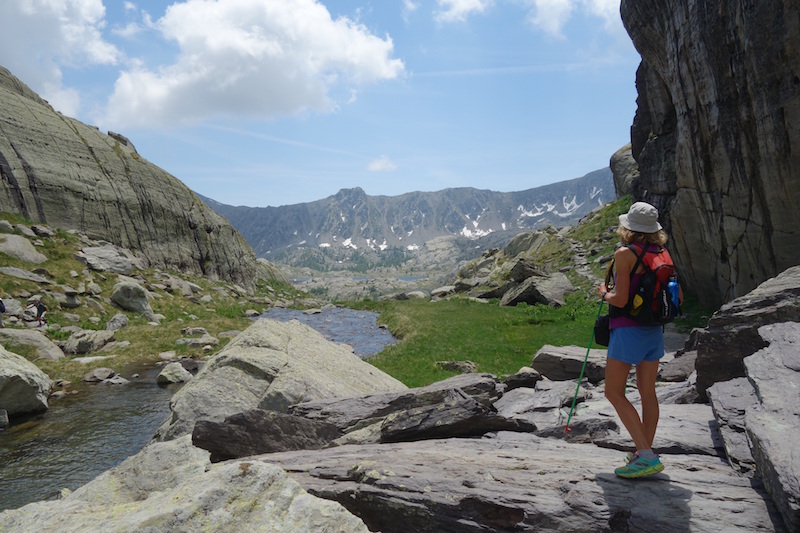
[{"xmin": 199, "ymin": 168, "xmax": 614, "ymax": 270}]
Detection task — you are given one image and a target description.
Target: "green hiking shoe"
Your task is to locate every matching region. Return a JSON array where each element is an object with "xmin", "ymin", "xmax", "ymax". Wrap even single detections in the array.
[{"xmin": 615, "ymin": 454, "xmax": 664, "ymax": 478}]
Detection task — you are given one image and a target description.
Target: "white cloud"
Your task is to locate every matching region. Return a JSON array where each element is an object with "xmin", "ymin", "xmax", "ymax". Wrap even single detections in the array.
[
  {"xmin": 0, "ymin": 0, "xmax": 119, "ymax": 114},
  {"xmin": 100, "ymin": 0, "xmax": 405, "ymax": 128},
  {"xmin": 403, "ymin": 0, "xmax": 419, "ymax": 22},
  {"xmin": 522, "ymin": 0, "xmax": 623, "ymax": 37},
  {"xmin": 524, "ymin": 0, "xmax": 574, "ymax": 37},
  {"xmin": 368, "ymin": 156, "xmax": 397, "ymax": 172},
  {"xmin": 435, "ymin": 0, "xmax": 494, "ymax": 23}
]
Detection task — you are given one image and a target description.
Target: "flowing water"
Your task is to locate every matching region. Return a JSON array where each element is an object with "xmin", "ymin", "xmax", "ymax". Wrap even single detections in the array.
[
  {"xmin": 0, "ymin": 363, "xmax": 178, "ymax": 511},
  {"xmin": 0, "ymin": 308, "xmax": 395, "ymax": 511}
]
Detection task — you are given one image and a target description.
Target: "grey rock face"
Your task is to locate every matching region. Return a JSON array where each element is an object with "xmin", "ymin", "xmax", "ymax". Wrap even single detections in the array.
[
  {"xmin": 0, "ymin": 347, "xmax": 52, "ymax": 416},
  {"xmin": 0, "ymin": 66, "xmax": 258, "ymax": 291},
  {"xmin": 620, "ymin": 1, "xmax": 800, "ymax": 308},
  {"xmin": 744, "ymin": 322, "xmax": 800, "ymax": 532},
  {"xmin": 694, "ymin": 265, "xmax": 800, "ymax": 398}
]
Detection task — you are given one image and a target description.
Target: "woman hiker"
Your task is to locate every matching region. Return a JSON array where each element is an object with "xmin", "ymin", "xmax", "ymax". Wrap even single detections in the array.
[{"xmin": 596, "ymin": 201, "xmax": 682, "ymax": 478}]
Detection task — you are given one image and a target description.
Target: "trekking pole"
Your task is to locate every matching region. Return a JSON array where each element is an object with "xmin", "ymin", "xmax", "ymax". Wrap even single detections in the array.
[{"xmin": 563, "ymin": 299, "xmax": 605, "ymax": 436}]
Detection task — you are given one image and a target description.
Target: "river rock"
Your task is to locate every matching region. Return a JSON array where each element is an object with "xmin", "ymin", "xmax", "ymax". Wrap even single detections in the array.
[
  {"xmin": 0, "ymin": 328, "xmax": 64, "ymax": 360},
  {"xmin": 157, "ymin": 362, "xmax": 194, "ymax": 385},
  {"xmin": 0, "ymin": 436, "xmax": 369, "ymax": 532},
  {"xmin": 83, "ymin": 368, "xmax": 115, "ymax": 383},
  {"xmin": 694, "ymin": 265, "xmax": 800, "ymax": 399},
  {"xmin": 0, "ymin": 346, "xmax": 52, "ymax": 416},
  {"xmin": 0, "ymin": 234, "xmax": 47, "ymax": 264},
  {"xmin": 110, "ymin": 281, "xmax": 157, "ymax": 323},
  {"xmin": 152, "ymin": 318, "xmax": 407, "ymax": 442}
]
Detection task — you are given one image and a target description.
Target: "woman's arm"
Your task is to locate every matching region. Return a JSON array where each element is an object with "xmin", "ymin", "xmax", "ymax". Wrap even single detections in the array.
[{"xmin": 597, "ymin": 246, "xmax": 637, "ymax": 307}]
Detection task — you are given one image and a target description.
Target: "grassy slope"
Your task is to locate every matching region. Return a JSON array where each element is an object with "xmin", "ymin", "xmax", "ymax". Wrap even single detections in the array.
[{"xmin": 0, "ymin": 212, "xmax": 301, "ymax": 382}]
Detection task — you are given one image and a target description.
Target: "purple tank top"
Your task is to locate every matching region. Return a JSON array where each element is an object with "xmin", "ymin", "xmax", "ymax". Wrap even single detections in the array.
[{"xmin": 609, "ymin": 242, "xmax": 658, "ymax": 329}]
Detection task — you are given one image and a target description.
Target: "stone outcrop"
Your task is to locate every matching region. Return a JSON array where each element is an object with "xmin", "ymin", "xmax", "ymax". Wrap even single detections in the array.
[
  {"xmin": 0, "ymin": 436, "xmax": 370, "ymax": 532},
  {"xmin": 694, "ymin": 265, "xmax": 800, "ymax": 398},
  {"xmin": 448, "ymin": 229, "xmax": 577, "ymax": 307},
  {"xmin": 0, "ymin": 66, "xmax": 259, "ymax": 291},
  {"xmin": 609, "ymin": 143, "xmax": 638, "ymax": 197},
  {"xmin": 0, "ymin": 347, "xmax": 52, "ymax": 416},
  {"xmin": 620, "ymin": 1, "xmax": 800, "ymax": 308},
  {"xmin": 742, "ymin": 323, "xmax": 800, "ymax": 531},
  {"xmin": 152, "ymin": 318, "xmax": 408, "ymax": 441}
]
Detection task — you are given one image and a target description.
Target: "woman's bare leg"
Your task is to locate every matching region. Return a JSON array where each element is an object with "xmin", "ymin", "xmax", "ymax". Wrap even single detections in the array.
[
  {"xmin": 635, "ymin": 359, "xmax": 660, "ymax": 449},
  {"xmin": 604, "ymin": 357, "xmax": 649, "ymax": 450}
]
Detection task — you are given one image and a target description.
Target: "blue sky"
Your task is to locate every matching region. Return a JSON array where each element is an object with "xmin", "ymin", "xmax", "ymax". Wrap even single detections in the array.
[{"xmin": 0, "ymin": 0, "xmax": 639, "ymax": 207}]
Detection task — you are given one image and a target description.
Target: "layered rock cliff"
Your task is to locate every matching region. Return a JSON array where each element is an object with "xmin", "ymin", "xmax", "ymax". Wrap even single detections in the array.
[
  {"xmin": 620, "ymin": 1, "xmax": 800, "ymax": 308},
  {"xmin": 0, "ymin": 66, "xmax": 259, "ymax": 291}
]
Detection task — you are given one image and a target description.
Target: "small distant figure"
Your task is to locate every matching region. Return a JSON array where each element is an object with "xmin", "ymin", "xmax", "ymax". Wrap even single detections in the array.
[
  {"xmin": 0, "ymin": 297, "xmax": 5, "ymax": 328},
  {"xmin": 26, "ymin": 300, "xmax": 48, "ymax": 327}
]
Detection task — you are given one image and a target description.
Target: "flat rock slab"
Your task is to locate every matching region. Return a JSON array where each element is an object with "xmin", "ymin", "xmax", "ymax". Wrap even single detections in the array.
[{"xmin": 258, "ymin": 432, "xmax": 785, "ymax": 533}]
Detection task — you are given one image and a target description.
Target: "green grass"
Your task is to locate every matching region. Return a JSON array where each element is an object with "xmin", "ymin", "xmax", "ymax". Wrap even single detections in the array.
[{"xmin": 351, "ymin": 293, "xmax": 602, "ymax": 388}]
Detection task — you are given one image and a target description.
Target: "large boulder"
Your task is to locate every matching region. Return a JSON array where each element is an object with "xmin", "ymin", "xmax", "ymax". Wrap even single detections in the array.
[
  {"xmin": 63, "ymin": 329, "xmax": 116, "ymax": 355},
  {"xmin": 0, "ymin": 66, "xmax": 259, "ymax": 291},
  {"xmin": 0, "ymin": 346, "xmax": 52, "ymax": 416},
  {"xmin": 499, "ymin": 272, "xmax": 574, "ymax": 307},
  {"xmin": 110, "ymin": 281, "xmax": 157, "ymax": 322},
  {"xmin": 694, "ymin": 265, "xmax": 800, "ymax": 398},
  {"xmin": 620, "ymin": 1, "xmax": 800, "ymax": 309},
  {"xmin": 0, "ymin": 328, "xmax": 64, "ymax": 360},
  {"xmin": 0, "ymin": 436, "xmax": 370, "ymax": 532},
  {"xmin": 0, "ymin": 234, "xmax": 47, "ymax": 264},
  {"xmin": 530, "ymin": 344, "xmax": 607, "ymax": 384},
  {"xmin": 152, "ymin": 319, "xmax": 407, "ymax": 442}
]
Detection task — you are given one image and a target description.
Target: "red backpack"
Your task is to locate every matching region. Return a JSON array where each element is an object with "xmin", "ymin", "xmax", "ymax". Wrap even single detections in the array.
[{"xmin": 608, "ymin": 243, "xmax": 681, "ymax": 326}]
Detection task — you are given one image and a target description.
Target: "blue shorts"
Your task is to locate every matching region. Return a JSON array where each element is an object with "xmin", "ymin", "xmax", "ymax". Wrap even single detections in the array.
[{"xmin": 607, "ymin": 326, "xmax": 665, "ymax": 365}]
